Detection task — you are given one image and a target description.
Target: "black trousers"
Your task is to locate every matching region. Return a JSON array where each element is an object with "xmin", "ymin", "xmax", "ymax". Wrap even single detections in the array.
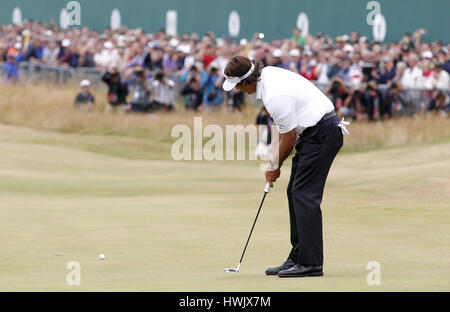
[{"xmin": 287, "ymin": 114, "xmax": 343, "ymax": 266}]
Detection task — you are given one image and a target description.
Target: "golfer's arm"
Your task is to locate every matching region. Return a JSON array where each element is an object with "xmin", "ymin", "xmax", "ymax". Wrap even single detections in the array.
[{"xmin": 272, "ymin": 129, "xmax": 297, "ymax": 169}]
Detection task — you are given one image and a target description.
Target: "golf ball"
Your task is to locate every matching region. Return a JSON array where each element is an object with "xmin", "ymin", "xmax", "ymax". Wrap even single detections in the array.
[{"xmin": 99, "ymin": 254, "xmax": 105, "ymax": 260}]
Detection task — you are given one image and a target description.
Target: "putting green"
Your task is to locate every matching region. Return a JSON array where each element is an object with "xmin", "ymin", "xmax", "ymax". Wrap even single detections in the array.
[{"xmin": 0, "ymin": 124, "xmax": 449, "ymax": 292}]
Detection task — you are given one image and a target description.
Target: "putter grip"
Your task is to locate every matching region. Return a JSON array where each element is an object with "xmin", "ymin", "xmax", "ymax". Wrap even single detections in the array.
[{"xmin": 264, "ymin": 182, "xmax": 271, "ymax": 193}]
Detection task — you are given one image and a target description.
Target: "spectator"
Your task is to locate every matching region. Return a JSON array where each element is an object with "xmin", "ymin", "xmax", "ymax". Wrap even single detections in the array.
[
  {"xmin": 2, "ymin": 42, "xmax": 23, "ymax": 82},
  {"xmin": 203, "ymin": 62, "xmax": 224, "ymax": 110},
  {"xmin": 255, "ymin": 106, "xmax": 273, "ymax": 158},
  {"xmin": 374, "ymin": 56, "xmax": 396, "ymax": 84},
  {"xmin": 272, "ymin": 49, "xmax": 286, "ymax": 69},
  {"xmin": 300, "ymin": 48, "xmax": 317, "ymax": 80},
  {"xmin": 401, "ymin": 54, "xmax": 422, "ymax": 88},
  {"xmin": 287, "ymin": 48, "xmax": 301, "ymax": 74},
  {"xmin": 57, "ymin": 39, "xmax": 70, "ymax": 61},
  {"xmin": 102, "ymin": 66, "xmax": 129, "ymax": 113},
  {"xmin": 428, "ymin": 62, "xmax": 449, "ymax": 90},
  {"xmin": 291, "ymin": 28, "xmax": 306, "ymax": 48},
  {"xmin": 428, "ymin": 90, "xmax": 449, "ymax": 117},
  {"xmin": 180, "ymin": 75, "xmax": 204, "ymax": 111},
  {"xmin": 337, "ymin": 57, "xmax": 352, "ymax": 83},
  {"xmin": 227, "ymin": 89, "xmax": 245, "ymax": 112},
  {"xmin": 74, "ymin": 79, "xmax": 95, "ymax": 111},
  {"xmin": 325, "ymin": 76, "xmax": 350, "ymax": 110},
  {"xmin": 392, "ymin": 61, "xmax": 407, "ymax": 86},
  {"xmin": 152, "ymin": 71, "xmax": 176, "ymax": 111},
  {"xmin": 126, "ymin": 66, "xmax": 153, "ymax": 113},
  {"xmin": 340, "ymin": 88, "xmax": 363, "ymax": 120},
  {"xmin": 203, "ymin": 43, "xmax": 216, "ymax": 69},
  {"xmin": 23, "ymin": 38, "xmax": 45, "ymax": 63},
  {"xmin": 382, "ymin": 82, "xmax": 403, "ymax": 118},
  {"xmin": 361, "ymin": 80, "xmax": 383, "ymax": 121}
]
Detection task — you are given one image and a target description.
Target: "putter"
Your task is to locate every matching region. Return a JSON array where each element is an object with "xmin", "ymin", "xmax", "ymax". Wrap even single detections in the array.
[{"xmin": 225, "ymin": 182, "xmax": 271, "ymax": 274}]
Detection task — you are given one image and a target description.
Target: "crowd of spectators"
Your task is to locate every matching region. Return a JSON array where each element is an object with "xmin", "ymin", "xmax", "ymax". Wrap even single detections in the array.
[{"xmin": 1, "ymin": 20, "xmax": 449, "ymax": 118}]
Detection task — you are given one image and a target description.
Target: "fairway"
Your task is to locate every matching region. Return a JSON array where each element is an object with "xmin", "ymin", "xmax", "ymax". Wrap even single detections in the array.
[{"xmin": 0, "ymin": 124, "xmax": 449, "ymax": 292}]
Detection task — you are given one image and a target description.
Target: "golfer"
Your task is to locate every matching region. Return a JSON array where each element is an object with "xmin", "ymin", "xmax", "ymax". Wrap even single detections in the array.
[{"xmin": 223, "ymin": 56, "xmax": 349, "ymax": 278}]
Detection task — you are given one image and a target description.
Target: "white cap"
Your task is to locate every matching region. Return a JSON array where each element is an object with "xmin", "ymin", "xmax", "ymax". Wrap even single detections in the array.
[
  {"xmin": 80, "ymin": 79, "xmax": 91, "ymax": 87},
  {"xmin": 104, "ymin": 41, "xmax": 113, "ymax": 49},
  {"xmin": 272, "ymin": 49, "xmax": 282, "ymax": 58},
  {"xmin": 14, "ymin": 42, "xmax": 22, "ymax": 50},
  {"xmin": 422, "ymin": 50, "xmax": 433, "ymax": 59},
  {"xmin": 343, "ymin": 44, "xmax": 354, "ymax": 53},
  {"xmin": 169, "ymin": 38, "xmax": 179, "ymax": 47},
  {"xmin": 289, "ymin": 49, "xmax": 300, "ymax": 57},
  {"xmin": 240, "ymin": 38, "xmax": 248, "ymax": 46},
  {"xmin": 342, "ymin": 34, "xmax": 350, "ymax": 42},
  {"xmin": 303, "ymin": 47, "xmax": 313, "ymax": 56},
  {"xmin": 210, "ymin": 61, "xmax": 219, "ymax": 69},
  {"xmin": 223, "ymin": 62, "xmax": 255, "ymax": 92},
  {"xmin": 117, "ymin": 35, "xmax": 126, "ymax": 47},
  {"xmin": 176, "ymin": 44, "xmax": 191, "ymax": 54},
  {"xmin": 62, "ymin": 39, "xmax": 71, "ymax": 47},
  {"xmin": 184, "ymin": 57, "xmax": 195, "ymax": 68},
  {"xmin": 45, "ymin": 30, "xmax": 53, "ymax": 37}
]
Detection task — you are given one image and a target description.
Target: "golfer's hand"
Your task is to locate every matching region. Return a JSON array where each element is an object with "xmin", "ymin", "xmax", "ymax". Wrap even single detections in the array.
[{"xmin": 265, "ymin": 169, "xmax": 281, "ymax": 188}]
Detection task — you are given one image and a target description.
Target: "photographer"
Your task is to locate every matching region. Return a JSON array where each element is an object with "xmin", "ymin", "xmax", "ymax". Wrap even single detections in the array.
[
  {"xmin": 152, "ymin": 71, "xmax": 176, "ymax": 111},
  {"xmin": 203, "ymin": 62, "xmax": 224, "ymax": 111},
  {"xmin": 102, "ymin": 66, "xmax": 129, "ymax": 113},
  {"xmin": 428, "ymin": 90, "xmax": 450, "ymax": 118},
  {"xmin": 382, "ymin": 82, "xmax": 404, "ymax": 118},
  {"xmin": 341, "ymin": 88, "xmax": 363, "ymax": 120},
  {"xmin": 361, "ymin": 80, "xmax": 383, "ymax": 121},
  {"xmin": 324, "ymin": 76, "xmax": 350, "ymax": 111},
  {"xmin": 180, "ymin": 76, "xmax": 204, "ymax": 111},
  {"xmin": 126, "ymin": 66, "xmax": 153, "ymax": 113}
]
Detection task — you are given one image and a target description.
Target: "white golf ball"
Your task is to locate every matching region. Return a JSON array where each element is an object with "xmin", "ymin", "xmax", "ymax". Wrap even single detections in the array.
[{"xmin": 99, "ymin": 254, "xmax": 105, "ymax": 260}]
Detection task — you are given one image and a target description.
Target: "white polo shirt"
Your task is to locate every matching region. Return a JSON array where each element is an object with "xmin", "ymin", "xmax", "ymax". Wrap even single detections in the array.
[{"xmin": 256, "ymin": 66, "xmax": 334, "ymax": 135}]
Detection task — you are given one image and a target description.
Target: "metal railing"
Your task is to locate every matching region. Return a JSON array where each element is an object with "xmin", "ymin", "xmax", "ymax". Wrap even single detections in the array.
[{"xmin": 2, "ymin": 62, "xmax": 449, "ymax": 116}]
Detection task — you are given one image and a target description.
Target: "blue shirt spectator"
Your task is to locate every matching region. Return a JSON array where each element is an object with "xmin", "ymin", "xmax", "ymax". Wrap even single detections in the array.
[{"xmin": 203, "ymin": 66, "xmax": 223, "ymax": 106}]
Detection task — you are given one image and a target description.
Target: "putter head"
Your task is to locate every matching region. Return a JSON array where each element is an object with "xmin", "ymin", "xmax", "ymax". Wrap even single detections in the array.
[{"xmin": 224, "ymin": 263, "xmax": 241, "ymax": 274}]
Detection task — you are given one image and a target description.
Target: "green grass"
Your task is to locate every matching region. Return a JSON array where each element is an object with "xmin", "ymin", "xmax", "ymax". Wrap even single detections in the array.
[{"xmin": 0, "ymin": 123, "xmax": 449, "ymax": 291}]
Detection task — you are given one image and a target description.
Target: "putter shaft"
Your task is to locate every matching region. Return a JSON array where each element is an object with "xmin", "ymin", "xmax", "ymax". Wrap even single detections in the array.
[{"xmin": 238, "ymin": 190, "xmax": 268, "ymax": 264}]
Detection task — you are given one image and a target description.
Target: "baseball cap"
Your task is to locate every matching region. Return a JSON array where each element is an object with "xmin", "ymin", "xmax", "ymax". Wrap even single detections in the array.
[
  {"xmin": 272, "ymin": 49, "xmax": 282, "ymax": 58},
  {"xmin": 289, "ymin": 49, "xmax": 300, "ymax": 57},
  {"xmin": 62, "ymin": 39, "xmax": 71, "ymax": 47},
  {"xmin": 422, "ymin": 51, "xmax": 433, "ymax": 59},
  {"xmin": 80, "ymin": 79, "xmax": 91, "ymax": 87},
  {"xmin": 169, "ymin": 38, "xmax": 179, "ymax": 47},
  {"xmin": 223, "ymin": 61, "xmax": 255, "ymax": 92},
  {"xmin": 343, "ymin": 44, "xmax": 354, "ymax": 54},
  {"xmin": 104, "ymin": 41, "xmax": 113, "ymax": 49}
]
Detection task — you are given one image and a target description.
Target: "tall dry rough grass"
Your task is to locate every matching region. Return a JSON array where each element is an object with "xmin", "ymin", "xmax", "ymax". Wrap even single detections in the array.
[{"xmin": 1, "ymin": 83, "xmax": 449, "ymax": 154}]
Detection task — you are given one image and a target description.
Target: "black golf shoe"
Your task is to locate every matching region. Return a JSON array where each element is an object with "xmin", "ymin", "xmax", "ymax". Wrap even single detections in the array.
[
  {"xmin": 277, "ymin": 265, "xmax": 324, "ymax": 278},
  {"xmin": 265, "ymin": 259, "xmax": 296, "ymax": 276}
]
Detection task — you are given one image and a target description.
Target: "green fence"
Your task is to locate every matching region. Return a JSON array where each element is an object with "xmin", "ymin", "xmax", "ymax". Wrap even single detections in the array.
[{"xmin": 1, "ymin": 0, "xmax": 449, "ymax": 43}]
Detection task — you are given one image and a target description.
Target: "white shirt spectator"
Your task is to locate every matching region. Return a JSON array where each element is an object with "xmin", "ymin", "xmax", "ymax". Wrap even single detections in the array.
[
  {"xmin": 428, "ymin": 69, "xmax": 450, "ymax": 90},
  {"xmin": 315, "ymin": 62, "xmax": 330, "ymax": 84},
  {"xmin": 153, "ymin": 79, "xmax": 175, "ymax": 106},
  {"xmin": 256, "ymin": 66, "xmax": 334, "ymax": 135},
  {"xmin": 401, "ymin": 66, "xmax": 423, "ymax": 88},
  {"xmin": 348, "ymin": 66, "xmax": 363, "ymax": 89},
  {"xmin": 94, "ymin": 48, "xmax": 119, "ymax": 68}
]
